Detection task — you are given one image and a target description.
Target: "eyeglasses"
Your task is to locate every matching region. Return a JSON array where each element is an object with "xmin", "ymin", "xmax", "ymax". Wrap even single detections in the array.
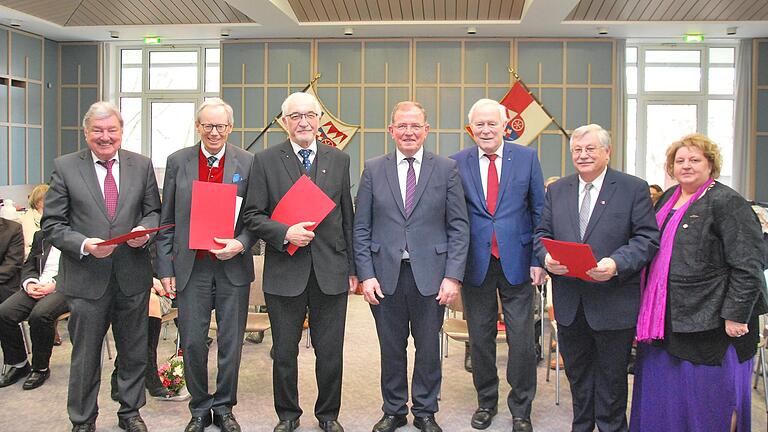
[
  {"xmin": 200, "ymin": 124, "xmax": 229, "ymax": 134},
  {"xmin": 570, "ymin": 146, "xmax": 600, "ymax": 156},
  {"xmin": 285, "ymin": 112, "xmax": 319, "ymax": 121},
  {"xmin": 394, "ymin": 123, "xmax": 425, "ymax": 132}
]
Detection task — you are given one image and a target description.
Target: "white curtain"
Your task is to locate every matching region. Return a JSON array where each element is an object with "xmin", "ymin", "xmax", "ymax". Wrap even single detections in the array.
[
  {"xmin": 732, "ymin": 39, "xmax": 752, "ymax": 198},
  {"xmin": 614, "ymin": 39, "xmax": 626, "ymax": 171}
]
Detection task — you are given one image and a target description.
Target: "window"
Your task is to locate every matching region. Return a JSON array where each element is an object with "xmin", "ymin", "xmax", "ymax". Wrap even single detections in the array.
[
  {"xmin": 117, "ymin": 46, "xmax": 219, "ymax": 186},
  {"xmin": 625, "ymin": 45, "xmax": 736, "ymax": 188}
]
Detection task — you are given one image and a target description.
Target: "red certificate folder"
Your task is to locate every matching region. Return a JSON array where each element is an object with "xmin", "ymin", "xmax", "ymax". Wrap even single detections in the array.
[
  {"xmin": 271, "ymin": 175, "xmax": 336, "ymax": 256},
  {"xmin": 96, "ymin": 224, "xmax": 175, "ymax": 246},
  {"xmin": 540, "ymin": 238, "xmax": 598, "ymax": 282},
  {"xmin": 189, "ymin": 181, "xmax": 237, "ymax": 250}
]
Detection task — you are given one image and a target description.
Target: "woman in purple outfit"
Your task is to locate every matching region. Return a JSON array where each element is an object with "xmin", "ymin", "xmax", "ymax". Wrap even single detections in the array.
[{"xmin": 630, "ymin": 133, "xmax": 768, "ymax": 432}]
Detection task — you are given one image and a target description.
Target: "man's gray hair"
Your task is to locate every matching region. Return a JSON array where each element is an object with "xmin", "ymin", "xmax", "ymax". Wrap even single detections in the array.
[
  {"xmin": 281, "ymin": 92, "xmax": 323, "ymax": 118},
  {"xmin": 467, "ymin": 98, "xmax": 509, "ymax": 124},
  {"xmin": 82, "ymin": 101, "xmax": 123, "ymax": 129},
  {"xmin": 196, "ymin": 98, "xmax": 234, "ymax": 124},
  {"xmin": 570, "ymin": 124, "xmax": 611, "ymax": 149}
]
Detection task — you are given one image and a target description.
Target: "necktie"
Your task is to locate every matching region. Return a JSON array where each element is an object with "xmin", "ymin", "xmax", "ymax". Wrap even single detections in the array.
[
  {"xmin": 298, "ymin": 149, "xmax": 312, "ymax": 172},
  {"xmin": 404, "ymin": 157, "xmax": 416, "ymax": 216},
  {"xmin": 98, "ymin": 159, "xmax": 118, "ymax": 218},
  {"xmin": 207, "ymin": 155, "xmax": 217, "ymax": 167},
  {"xmin": 579, "ymin": 183, "xmax": 593, "ymax": 241},
  {"xmin": 485, "ymin": 154, "xmax": 500, "ymax": 259}
]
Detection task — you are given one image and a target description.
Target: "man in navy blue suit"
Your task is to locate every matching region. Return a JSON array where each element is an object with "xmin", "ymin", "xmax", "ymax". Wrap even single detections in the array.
[
  {"xmin": 451, "ymin": 99, "xmax": 545, "ymax": 432},
  {"xmin": 534, "ymin": 124, "xmax": 659, "ymax": 432}
]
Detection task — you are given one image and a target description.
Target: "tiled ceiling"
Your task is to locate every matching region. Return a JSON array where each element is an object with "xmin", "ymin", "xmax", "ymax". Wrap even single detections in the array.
[
  {"xmin": 287, "ymin": 0, "xmax": 527, "ymax": 22},
  {"xmin": 565, "ymin": 0, "xmax": 768, "ymax": 21},
  {"xmin": 0, "ymin": 0, "xmax": 253, "ymax": 26}
]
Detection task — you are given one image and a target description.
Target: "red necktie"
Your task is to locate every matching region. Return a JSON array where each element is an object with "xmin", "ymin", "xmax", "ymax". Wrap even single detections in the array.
[
  {"xmin": 485, "ymin": 154, "xmax": 499, "ymax": 259},
  {"xmin": 98, "ymin": 159, "xmax": 118, "ymax": 218}
]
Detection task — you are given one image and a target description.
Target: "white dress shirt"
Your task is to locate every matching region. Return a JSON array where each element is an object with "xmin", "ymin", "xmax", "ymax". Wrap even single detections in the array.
[
  {"xmin": 291, "ymin": 140, "xmax": 318, "ymax": 166},
  {"xmin": 23, "ymin": 246, "xmax": 61, "ymax": 292},
  {"xmin": 396, "ymin": 147, "xmax": 424, "ymax": 205},
  {"xmin": 201, "ymin": 144, "xmax": 226, "ymax": 167},
  {"xmin": 578, "ymin": 167, "xmax": 607, "ymax": 222},
  {"xmin": 91, "ymin": 151, "xmax": 121, "ymax": 194},
  {"xmin": 478, "ymin": 143, "xmax": 504, "ymax": 200}
]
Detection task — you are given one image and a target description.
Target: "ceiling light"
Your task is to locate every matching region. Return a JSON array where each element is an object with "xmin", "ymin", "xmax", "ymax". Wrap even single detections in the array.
[
  {"xmin": 598, "ymin": 28, "xmax": 608, "ymax": 35},
  {"xmin": 726, "ymin": 27, "xmax": 737, "ymax": 36},
  {"xmin": 109, "ymin": 31, "xmax": 119, "ymax": 39},
  {"xmin": 9, "ymin": 20, "xmax": 21, "ymax": 27},
  {"xmin": 220, "ymin": 29, "xmax": 231, "ymax": 37},
  {"xmin": 467, "ymin": 26, "xmax": 477, "ymax": 35},
  {"xmin": 344, "ymin": 27, "xmax": 353, "ymax": 36}
]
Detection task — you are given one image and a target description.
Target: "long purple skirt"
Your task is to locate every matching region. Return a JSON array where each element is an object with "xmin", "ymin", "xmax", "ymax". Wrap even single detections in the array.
[{"xmin": 629, "ymin": 343, "xmax": 753, "ymax": 431}]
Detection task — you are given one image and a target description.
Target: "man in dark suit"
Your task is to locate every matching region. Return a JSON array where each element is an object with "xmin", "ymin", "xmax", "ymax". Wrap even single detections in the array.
[
  {"xmin": 354, "ymin": 101, "xmax": 469, "ymax": 432},
  {"xmin": 155, "ymin": 98, "xmax": 255, "ymax": 432},
  {"xmin": 42, "ymin": 101, "xmax": 161, "ymax": 432},
  {"xmin": 533, "ymin": 124, "xmax": 659, "ymax": 432},
  {"xmin": 0, "ymin": 217, "xmax": 24, "ymax": 382},
  {"xmin": 243, "ymin": 91, "xmax": 356, "ymax": 432},
  {"xmin": 450, "ymin": 99, "xmax": 545, "ymax": 432},
  {"xmin": 0, "ymin": 229, "xmax": 68, "ymax": 390}
]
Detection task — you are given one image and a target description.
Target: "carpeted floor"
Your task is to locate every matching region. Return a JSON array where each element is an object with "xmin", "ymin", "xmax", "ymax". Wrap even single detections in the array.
[{"xmin": 0, "ymin": 294, "xmax": 765, "ymax": 431}]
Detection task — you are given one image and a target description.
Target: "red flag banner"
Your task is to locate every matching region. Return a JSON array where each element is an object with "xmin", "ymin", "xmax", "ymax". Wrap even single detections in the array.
[
  {"xmin": 466, "ymin": 81, "xmax": 553, "ymax": 146},
  {"xmin": 305, "ymin": 86, "xmax": 360, "ymax": 151}
]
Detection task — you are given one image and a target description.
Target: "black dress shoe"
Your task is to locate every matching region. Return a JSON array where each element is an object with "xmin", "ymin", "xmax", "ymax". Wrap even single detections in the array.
[
  {"xmin": 273, "ymin": 419, "xmax": 300, "ymax": 432},
  {"xmin": 0, "ymin": 362, "xmax": 31, "ymax": 387},
  {"xmin": 184, "ymin": 414, "xmax": 213, "ymax": 432},
  {"xmin": 214, "ymin": 412, "xmax": 242, "ymax": 432},
  {"xmin": 372, "ymin": 414, "xmax": 407, "ymax": 432},
  {"xmin": 22, "ymin": 369, "xmax": 50, "ymax": 390},
  {"xmin": 512, "ymin": 417, "xmax": 534, "ymax": 432},
  {"xmin": 413, "ymin": 415, "xmax": 442, "ymax": 432},
  {"xmin": 319, "ymin": 419, "xmax": 344, "ymax": 432},
  {"xmin": 470, "ymin": 406, "xmax": 497, "ymax": 430},
  {"xmin": 72, "ymin": 422, "xmax": 96, "ymax": 432},
  {"xmin": 118, "ymin": 415, "xmax": 148, "ymax": 432}
]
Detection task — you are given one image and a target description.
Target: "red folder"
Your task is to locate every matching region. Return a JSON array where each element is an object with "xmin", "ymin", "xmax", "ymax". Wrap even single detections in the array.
[
  {"xmin": 189, "ymin": 181, "xmax": 237, "ymax": 250},
  {"xmin": 271, "ymin": 175, "xmax": 336, "ymax": 256},
  {"xmin": 96, "ymin": 224, "xmax": 175, "ymax": 246},
  {"xmin": 540, "ymin": 238, "xmax": 598, "ymax": 282}
]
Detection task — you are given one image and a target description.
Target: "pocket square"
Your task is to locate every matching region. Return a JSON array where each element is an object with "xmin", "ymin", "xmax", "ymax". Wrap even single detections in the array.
[{"xmin": 232, "ymin": 173, "xmax": 242, "ymax": 183}]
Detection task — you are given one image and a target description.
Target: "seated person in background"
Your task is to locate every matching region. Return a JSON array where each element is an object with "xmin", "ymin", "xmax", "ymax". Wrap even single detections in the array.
[
  {"xmin": 648, "ymin": 184, "xmax": 663, "ymax": 205},
  {"xmin": 0, "ymin": 217, "xmax": 24, "ymax": 385},
  {"xmin": 0, "ymin": 228, "xmax": 68, "ymax": 389},
  {"xmin": 19, "ymin": 184, "xmax": 50, "ymax": 258}
]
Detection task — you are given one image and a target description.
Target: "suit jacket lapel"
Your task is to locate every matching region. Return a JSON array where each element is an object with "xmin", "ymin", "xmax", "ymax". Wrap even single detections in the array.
[
  {"xmin": 313, "ymin": 144, "xmax": 330, "ymax": 190},
  {"xmin": 466, "ymin": 150, "xmax": 488, "ymax": 214},
  {"xmin": 114, "ymin": 149, "xmax": 134, "ymax": 219},
  {"xmin": 278, "ymin": 141, "xmax": 302, "ymax": 184},
  {"xmin": 583, "ymin": 169, "xmax": 617, "ymax": 242},
  {"xmin": 410, "ymin": 151, "xmax": 435, "ymax": 218},
  {"xmin": 78, "ymin": 150, "xmax": 109, "ymax": 220},
  {"xmin": 384, "ymin": 152, "xmax": 406, "ymax": 218},
  {"xmin": 496, "ymin": 144, "xmax": 515, "ymax": 207},
  {"xmin": 223, "ymin": 143, "xmax": 237, "ymax": 184}
]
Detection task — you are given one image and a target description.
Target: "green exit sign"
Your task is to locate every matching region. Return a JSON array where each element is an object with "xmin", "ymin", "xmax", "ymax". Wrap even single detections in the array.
[{"xmin": 143, "ymin": 37, "xmax": 161, "ymax": 45}]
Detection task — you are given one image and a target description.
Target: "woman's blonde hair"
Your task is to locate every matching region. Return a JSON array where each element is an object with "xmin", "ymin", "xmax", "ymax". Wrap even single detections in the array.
[
  {"xmin": 28, "ymin": 184, "xmax": 49, "ymax": 210},
  {"xmin": 665, "ymin": 133, "xmax": 722, "ymax": 179}
]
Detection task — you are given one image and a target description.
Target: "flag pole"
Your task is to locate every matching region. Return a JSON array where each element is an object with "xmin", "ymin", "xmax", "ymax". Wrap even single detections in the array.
[
  {"xmin": 245, "ymin": 73, "xmax": 322, "ymax": 152},
  {"xmin": 508, "ymin": 67, "xmax": 570, "ymax": 139}
]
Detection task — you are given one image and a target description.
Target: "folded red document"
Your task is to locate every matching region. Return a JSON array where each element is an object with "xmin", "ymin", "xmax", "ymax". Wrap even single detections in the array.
[
  {"xmin": 540, "ymin": 238, "xmax": 598, "ymax": 282},
  {"xmin": 97, "ymin": 224, "xmax": 175, "ymax": 246},
  {"xmin": 271, "ymin": 175, "xmax": 336, "ymax": 256},
  {"xmin": 189, "ymin": 181, "xmax": 237, "ymax": 250}
]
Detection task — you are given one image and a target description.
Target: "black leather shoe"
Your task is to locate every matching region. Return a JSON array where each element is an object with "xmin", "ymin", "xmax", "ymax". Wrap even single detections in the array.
[
  {"xmin": 512, "ymin": 417, "xmax": 534, "ymax": 432},
  {"xmin": 413, "ymin": 415, "xmax": 442, "ymax": 432},
  {"xmin": 0, "ymin": 362, "xmax": 31, "ymax": 387},
  {"xmin": 118, "ymin": 415, "xmax": 148, "ymax": 432},
  {"xmin": 22, "ymin": 369, "xmax": 50, "ymax": 390},
  {"xmin": 320, "ymin": 419, "xmax": 344, "ymax": 432},
  {"xmin": 470, "ymin": 406, "xmax": 497, "ymax": 430},
  {"xmin": 214, "ymin": 412, "xmax": 242, "ymax": 432},
  {"xmin": 273, "ymin": 419, "xmax": 300, "ymax": 432},
  {"xmin": 71, "ymin": 422, "xmax": 96, "ymax": 432},
  {"xmin": 372, "ymin": 414, "xmax": 407, "ymax": 432},
  {"xmin": 184, "ymin": 414, "xmax": 213, "ymax": 432}
]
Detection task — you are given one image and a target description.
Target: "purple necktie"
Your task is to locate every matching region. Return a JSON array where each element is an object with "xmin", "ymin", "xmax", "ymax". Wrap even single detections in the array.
[
  {"xmin": 404, "ymin": 157, "xmax": 416, "ymax": 216},
  {"xmin": 98, "ymin": 159, "xmax": 118, "ymax": 218}
]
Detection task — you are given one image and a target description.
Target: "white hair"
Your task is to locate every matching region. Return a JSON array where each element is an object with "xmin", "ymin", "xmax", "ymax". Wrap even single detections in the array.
[
  {"xmin": 196, "ymin": 98, "xmax": 234, "ymax": 124},
  {"xmin": 467, "ymin": 98, "xmax": 509, "ymax": 124},
  {"xmin": 281, "ymin": 92, "xmax": 323, "ymax": 117},
  {"xmin": 570, "ymin": 124, "xmax": 611, "ymax": 149},
  {"xmin": 82, "ymin": 101, "xmax": 123, "ymax": 129}
]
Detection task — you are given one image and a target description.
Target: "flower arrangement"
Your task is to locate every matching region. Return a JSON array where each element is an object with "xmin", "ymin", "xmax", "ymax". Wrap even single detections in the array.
[{"xmin": 157, "ymin": 356, "xmax": 185, "ymax": 397}]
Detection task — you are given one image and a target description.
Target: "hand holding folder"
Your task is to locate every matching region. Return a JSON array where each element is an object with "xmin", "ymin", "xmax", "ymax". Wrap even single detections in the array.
[
  {"xmin": 541, "ymin": 238, "xmax": 598, "ymax": 282},
  {"xmin": 96, "ymin": 224, "xmax": 175, "ymax": 246},
  {"xmin": 271, "ymin": 175, "xmax": 336, "ymax": 256}
]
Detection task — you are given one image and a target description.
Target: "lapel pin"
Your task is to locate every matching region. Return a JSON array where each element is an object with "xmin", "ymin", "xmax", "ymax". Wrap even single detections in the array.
[
  {"xmin": 600, "ymin": 200, "xmax": 606, "ymax": 205},
  {"xmin": 683, "ymin": 223, "xmax": 689, "ymax": 229},
  {"xmin": 322, "ymin": 169, "xmax": 326, "ymax": 174}
]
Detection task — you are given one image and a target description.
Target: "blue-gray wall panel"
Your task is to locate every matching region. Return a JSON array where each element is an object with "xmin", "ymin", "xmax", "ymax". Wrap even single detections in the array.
[
  {"xmin": 758, "ymin": 42, "xmax": 768, "ymax": 86},
  {"xmin": 423, "ymin": 131, "xmax": 437, "ymax": 153},
  {"xmin": 345, "ymin": 133, "xmax": 361, "ymax": 196},
  {"xmin": 27, "ymin": 83, "xmax": 41, "ymax": 125},
  {"xmin": 317, "ymin": 42, "xmax": 361, "ymax": 84},
  {"xmin": 60, "ymin": 88, "xmax": 79, "ymax": 127},
  {"xmin": 0, "ymin": 30, "xmax": 7, "ymax": 75},
  {"xmin": 0, "ymin": 83, "xmax": 6, "ymax": 122},
  {"xmin": 440, "ymin": 133, "xmax": 460, "ymax": 155},
  {"xmin": 0, "ymin": 127, "xmax": 7, "ymax": 185},
  {"xmin": 463, "ymin": 87, "xmax": 486, "ymax": 116},
  {"xmin": 364, "ymin": 132, "xmax": 386, "ymax": 159},
  {"xmin": 566, "ymin": 42, "xmax": 613, "ymax": 85},
  {"xmin": 317, "ymin": 87, "xmax": 337, "ymax": 114},
  {"xmin": 517, "ymin": 42, "xmax": 563, "ymax": 84},
  {"xmin": 364, "ymin": 42, "xmax": 410, "ymax": 84},
  {"xmin": 415, "ymin": 41, "xmax": 461, "ymax": 84},
  {"xmin": 364, "ymin": 88, "xmax": 386, "ymax": 128},
  {"xmin": 44, "ymin": 39, "xmax": 58, "ymax": 178},
  {"xmin": 339, "ymin": 88, "xmax": 361, "ymax": 124},
  {"xmin": 439, "ymin": 88, "xmax": 462, "ymax": 129},
  {"xmin": 60, "ymin": 130, "xmax": 78, "ymax": 155},
  {"xmin": 387, "ymin": 88, "xmax": 411, "ymax": 115},
  {"xmin": 540, "ymin": 88, "xmax": 562, "ymax": 131},
  {"xmin": 540, "ymin": 134, "xmax": 563, "ymax": 179},
  {"xmin": 222, "ymin": 43, "xmax": 264, "ymax": 84},
  {"xmin": 27, "ymin": 128, "xmax": 41, "ymax": 184},
  {"xmin": 591, "ymin": 89, "xmax": 612, "ymax": 130},
  {"xmin": 243, "ymin": 88, "xmax": 264, "ymax": 129},
  {"xmin": 566, "ymin": 88, "xmax": 588, "ymax": 129},
  {"xmin": 267, "ymin": 87, "xmax": 290, "ymax": 122},
  {"xmin": 757, "ymin": 89, "xmax": 768, "ymax": 133},
  {"xmin": 60, "ymin": 44, "xmax": 99, "ymax": 85},
  {"xmin": 267, "ymin": 42, "xmax": 311, "ymax": 85},
  {"xmin": 79, "ymin": 88, "xmax": 98, "ymax": 123},
  {"xmin": 222, "ymin": 88, "xmax": 242, "ymax": 128},
  {"xmin": 415, "ymin": 87, "xmax": 437, "ymax": 125},
  {"xmin": 464, "ymin": 41, "xmax": 511, "ymax": 84},
  {"xmin": 10, "ymin": 85, "xmax": 25, "ymax": 123},
  {"xmin": 11, "ymin": 33, "xmax": 42, "ymax": 80},
  {"xmin": 11, "ymin": 127, "xmax": 25, "ymax": 184},
  {"xmin": 757, "ymin": 136, "xmax": 768, "ymax": 202}
]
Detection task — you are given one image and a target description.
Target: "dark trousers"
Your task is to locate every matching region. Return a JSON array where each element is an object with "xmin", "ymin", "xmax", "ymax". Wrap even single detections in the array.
[
  {"xmin": 371, "ymin": 261, "xmax": 445, "ymax": 417},
  {"xmin": 265, "ymin": 268, "xmax": 348, "ymax": 422},
  {"xmin": 113, "ymin": 317, "xmax": 164, "ymax": 391},
  {"xmin": 558, "ymin": 303, "xmax": 635, "ymax": 432},
  {"xmin": 66, "ymin": 275, "xmax": 149, "ymax": 425},
  {"xmin": 0, "ymin": 289, "xmax": 69, "ymax": 370},
  {"xmin": 462, "ymin": 257, "xmax": 536, "ymax": 419},
  {"xmin": 177, "ymin": 258, "xmax": 249, "ymax": 417}
]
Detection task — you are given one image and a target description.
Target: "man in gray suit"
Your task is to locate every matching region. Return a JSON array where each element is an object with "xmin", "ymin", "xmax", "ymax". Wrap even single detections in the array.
[
  {"xmin": 155, "ymin": 98, "xmax": 255, "ymax": 432},
  {"xmin": 353, "ymin": 101, "xmax": 469, "ymax": 432},
  {"xmin": 42, "ymin": 101, "xmax": 161, "ymax": 432},
  {"xmin": 243, "ymin": 91, "xmax": 356, "ymax": 432}
]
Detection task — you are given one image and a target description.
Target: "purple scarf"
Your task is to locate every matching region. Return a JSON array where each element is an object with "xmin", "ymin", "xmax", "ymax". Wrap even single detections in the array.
[{"xmin": 636, "ymin": 177, "xmax": 714, "ymax": 342}]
